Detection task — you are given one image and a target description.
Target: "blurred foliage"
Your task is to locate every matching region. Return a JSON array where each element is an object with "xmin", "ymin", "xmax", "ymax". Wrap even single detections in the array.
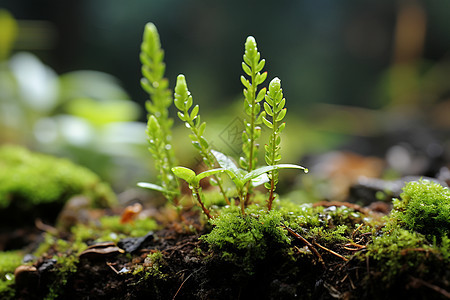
[
  {"xmin": 0, "ymin": 250, "xmax": 22, "ymax": 299},
  {"xmin": 0, "ymin": 1, "xmax": 449, "ymax": 195},
  {"xmin": 72, "ymin": 215, "xmax": 158, "ymax": 243},
  {"xmin": 0, "ymin": 49, "xmax": 151, "ymax": 190},
  {"xmin": 0, "ymin": 9, "xmax": 17, "ymax": 61},
  {"xmin": 0, "ymin": 144, "xmax": 116, "ymax": 209}
]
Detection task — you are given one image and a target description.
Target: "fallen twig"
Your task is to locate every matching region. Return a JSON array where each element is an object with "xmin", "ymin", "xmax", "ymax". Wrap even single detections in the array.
[
  {"xmin": 312, "ymin": 241, "xmax": 348, "ymax": 261},
  {"xmin": 282, "ymin": 224, "xmax": 326, "ymax": 268},
  {"xmin": 409, "ymin": 276, "xmax": 450, "ymax": 299}
]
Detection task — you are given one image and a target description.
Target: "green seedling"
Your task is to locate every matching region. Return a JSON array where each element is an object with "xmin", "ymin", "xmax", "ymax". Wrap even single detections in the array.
[
  {"xmin": 263, "ymin": 77, "xmax": 287, "ymax": 210},
  {"xmin": 138, "ymin": 23, "xmax": 308, "ymax": 218},
  {"xmin": 140, "ymin": 22, "xmax": 179, "ymax": 202},
  {"xmin": 211, "ymin": 150, "xmax": 307, "ymax": 214},
  {"xmin": 240, "ymin": 36, "xmax": 268, "ymax": 205},
  {"xmin": 171, "ymin": 166, "xmax": 227, "ymax": 219},
  {"xmin": 173, "ymin": 74, "xmax": 229, "ymax": 205}
]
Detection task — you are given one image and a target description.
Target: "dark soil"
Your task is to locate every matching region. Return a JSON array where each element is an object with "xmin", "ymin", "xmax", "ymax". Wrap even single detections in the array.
[{"xmin": 10, "ymin": 206, "xmax": 450, "ymax": 300}]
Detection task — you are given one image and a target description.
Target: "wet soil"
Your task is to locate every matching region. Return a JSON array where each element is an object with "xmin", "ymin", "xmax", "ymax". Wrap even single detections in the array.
[{"xmin": 10, "ymin": 206, "xmax": 450, "ymax": 300}]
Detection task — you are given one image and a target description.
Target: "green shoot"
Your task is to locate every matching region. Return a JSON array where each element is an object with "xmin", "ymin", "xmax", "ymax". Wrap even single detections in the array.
[
  {"xmin": 174, "ymin": 74, "xmax": 230, "ymax": 205},
  {"xmin": 240, "ymin": 36, "xmax": 267, "ymax": 206},
  {"xmin": 212, "ymin": 150, "xmax": 307, "ymax": 213},
  {"xmin": 138, "ymin": 24, "xmax": 309, "ymax": 217},
  {"xmin": 263, "ymin": 77, "xmax": 287, "ymax": 210},
  {"xmin": 171, "ymin": 166, "xmax": 226, "ymax": 219},
  {"xmin": 140, "ymin": 22, "xmax": 179, "ymax": 201}
]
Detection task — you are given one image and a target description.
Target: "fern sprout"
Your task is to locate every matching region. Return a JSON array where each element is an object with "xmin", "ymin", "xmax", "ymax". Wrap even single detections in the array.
[
  {"xmin": 240, "ymin": 36, "xmax": 267, "ymax": 205},
  {"xmin": 140, "ymin": 22, "xmax": 179, "ymax": 202},
  {"xmin": 174, "ymin": 74, "xmax": 230, "ymax": 204},
  {"xmin": 263, "ymin": 77, "xmax": 287, "ymax": 210}
]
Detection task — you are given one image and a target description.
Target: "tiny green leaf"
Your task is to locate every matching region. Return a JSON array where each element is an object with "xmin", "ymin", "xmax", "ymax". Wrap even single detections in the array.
[
  {"xmin": 276, "ymin": 108, "xmax": 287, "ymax": 122},
  {"xmin": 256, "ymin": 88, "xmax": 266, "ymax": 102},
  {"xmin": 243, "ymin": 164, "xmax": 307, "ymax": 184},
  {"xmin": 196, "ymin": 168, "xmax": 226, "ymax": 182},
  {"xmin": 256, "ymin": 59, "xmax": 266, "ymax": 73},
  {"xmin": 198, "ymin": 122, "xmax": 206, "ymax": 136},
  {"xmin": 177, "ymin": 111, "xmax": 186, "ymax": 121},
  {"xmin": 240, "ymin": 76, "xmax": 250, "ymax": 89},
  {"xmin": 172, "ymin": 166, "xmax": 196, "ymax": 184},
  {"xmin": 190, "ymin": 104, "xmax": 199, "ymax": 120},
  {"xmin": 137, "ymin": 182, "xmax": 177, "ymax": 195},
  {"xmin": 242, "ymin": 62, "xmax": 252, "ymax": 76},
  {"xmin": 262, "ymin": 117, "xmax": 273, "ymax": 129},
  {"xmin": 211, "ymin": 150, "xmax": 241, "ymax": 176},
  {"xmin": 264, "ymin": 102, "xmax": 273, "ymax": 116},
  {"xmin": 256, "ymin": 72, "xmax": 267, "ymax": 85},
  {"xmin": 199, "ymin": 136, "xmax": 209, "ymax": 149}
]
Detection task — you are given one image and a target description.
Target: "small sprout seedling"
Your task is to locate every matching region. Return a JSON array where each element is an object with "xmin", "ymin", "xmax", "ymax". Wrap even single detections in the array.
[
  {"xmin": 139, "ymin": 22, "xmax": 179, "ymax": 203},
  {"xmin": 138, "ymin": 23, "xmax": 308, "ymax": 219},
  {"xmin": 211, "ymin": 150, "xmax": 307, "ymax": 214},
  {"xmin": 263, "ymin": 77, "xmax": 287, "ymax": 210},
  {"xmin": 171, "ymin": 166, "xmax": 226, "ymax": 219},
  {"xmin": 173, "ymin": 74, "xmax": 229, "ymax": 205},
  {"xmin": 240, "ymin": 36, "xmax": 268, "ymax": 206}
]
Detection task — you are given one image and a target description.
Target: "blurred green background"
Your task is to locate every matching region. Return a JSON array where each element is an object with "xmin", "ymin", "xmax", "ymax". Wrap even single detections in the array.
[{"xmin": 0, "ymin": 0, "xmax": 449, "ymax": 194}]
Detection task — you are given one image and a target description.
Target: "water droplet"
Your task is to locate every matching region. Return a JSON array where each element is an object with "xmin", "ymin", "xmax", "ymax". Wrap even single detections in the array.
[
  {"xmin": 304, "ymin": 168, "xmax": 309, "ymax": 174},
  {"xmin": 165, "ymin": 144, "xmax": 172, "ymax": 150}
]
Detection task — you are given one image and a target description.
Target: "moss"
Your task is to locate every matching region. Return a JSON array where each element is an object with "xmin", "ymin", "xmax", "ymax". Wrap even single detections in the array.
[
  {"xmin": 134, "ymin": 251, "xmax": 167, "ymax": 280},
  {"xmin": 0, "ymin": 279, "xmax": 15, "ymax": 299},
  {"xmin": 71, "ymin": 215, "xmax": 159, "ymax": 243},
  {"xmin": 439, "ymin": 235, "xmax": 450, "ymax": 261},
  {"xmin": 362, "ymin": 180, "xmax": 450, "ymax": 288},
  {"xmin": 0, "ymin": 145, "xmax": 116, "ymax": 212},
  {"xmin": 0, "ymin": 250, "xmax": 24, "ymax": 278},
  {"xmin": 28, "ymin": 232, "xmax": 88, "ymax": 300},
  {"xmin": 366, "ymin": 228, "xmax": 433, "ymax": 280},
  {"xmin": 201, "ymin": 205, "xmax": 290, "ymax": 274},
  {"xmin": 309, "ymin": 224, "xmax": 350, "ymax": 245},
  {"xmin": 0, "ymin": 250, "xmax": 24, "ymax": 299},
  {"xmin": 392, "ymin": 179, "xmax": 449, "ymax": 238}
]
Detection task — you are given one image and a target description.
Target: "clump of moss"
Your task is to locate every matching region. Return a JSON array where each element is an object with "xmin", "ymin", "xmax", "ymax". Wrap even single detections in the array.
[
  {"xmin": 361, "ymin": 180, "xmax": 450, "ymax": 295},
  {"xmin": 71, "ymin": 215, "xmax": 158, "ymax": 243},
  {"xmin": 392, "ymin": 179, "xmax": 449, "ymax": 238},
  {"xmin": 26, "ymin": 232, "xmax": 88, "ymax": 300},
  {"xmin": 367, "ymin": 228, "xmax": 440, "ymax": 280},
  {"xmin": 0, "ymin": 250, "xmax": 24, "ymax": 299},
  {"xmin": 279, "ymin": 202, "xmax": 370, "ymax": 245},
  {"xmin": 133, "ymin": 250, "xmax": 167, "ymax": 280},
  {"xmin": 0, "ymin": 145, "xmax": 116, "ymax": 225},
  {"xmin": 201, "ymin": 205, "xmax": 290, "ymax": 274},
  {"xmin": 0, "ymin": 250, "xmax": 24, "ymax": 279}
]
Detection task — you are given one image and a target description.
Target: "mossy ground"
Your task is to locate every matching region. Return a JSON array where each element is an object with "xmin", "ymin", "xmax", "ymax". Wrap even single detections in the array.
[
  {"xmin": 1, "ymin": 180, "xmax": 449, "ymax": 299},
  {"xmin": 0, "ymin": 145, "xmax": 117, "ymax": 235}
]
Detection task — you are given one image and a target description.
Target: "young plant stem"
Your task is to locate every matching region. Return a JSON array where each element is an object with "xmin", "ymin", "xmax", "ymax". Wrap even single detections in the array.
[
  {"xmin": 188, "ymin": 122, "xmax": 229, "ymax": 206},
  {"xmin": 243, "ymin": 56, "xmax": 257, "ymax": 207},
  {"xmin": 193, "ymin": 187, "xmax": 213, "ymax": 219},
  {"xmin": 239, "ymin": 190, "xmax": 246, "ymax": 215},
  {"xmin": 267, "ymin": 179, "xmax": 275, "ymax": 211},
  {"xmin": 263, "ymin": 77, "xmax": 286, "ymax": 211},
  {"xmin": 141, "ymin": 22, "xmax": 179, "ymax": 201},
  {"xmin": 240, "ymin": 36, "xmax": 267, "ymax": 209},
  {"xmin": 174, "ymin": 75, "xmax": 230, "ymax": 205}
]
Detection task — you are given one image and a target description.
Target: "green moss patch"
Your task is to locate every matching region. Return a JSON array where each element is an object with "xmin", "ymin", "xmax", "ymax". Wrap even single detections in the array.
[{"xmin": 0, "ymin": 145, "xmax": 116, "ymax": 225}]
